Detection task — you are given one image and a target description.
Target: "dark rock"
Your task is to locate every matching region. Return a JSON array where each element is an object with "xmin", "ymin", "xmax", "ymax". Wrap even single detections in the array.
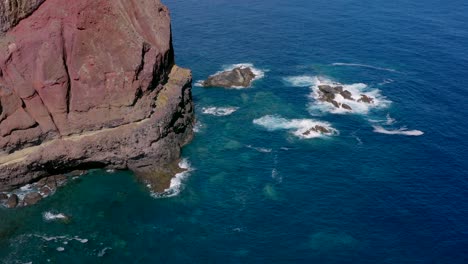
[
  {"xmin": 203, "ymin": 67, "xmax": 256, "ymax": 88},
  {"xmin": 0, "ymin": 193, "xmax": 8, "ymax": 201},
  {"xmin": 5, "ymin": 194, "xmax": 18, "ymax": 208},
  {"xmin": 314, "ymin": 125, "xmax": 331, "ymax": 134},
  {"xmin": 331, "ymin": 100, "xmax": 340, "ymax": 108},
  {"xmin": 40, "ymin": 186, "xmax": 52, "ymax": 197},
  {"xmin": 358, "ymin": 94, "xmax": 374, "ymax": 104},
  {"xmin": 340, "ymin": 90, "xmax": 354, "ymax": 100},
  {"xmin": 303, "ymin": 125, "xmax": 331, "ymax": 136},
  {"xmin": 318, "ymin": 85, "xmax": 335, "ymax": 94},
  {"xmin": 24, "ymin": 192, "xmax": 43, "ymax": 206},
  {"xmin": 341, "ymin": 103, "xmax": 352, "ymax": 110},
  {"xmin": 333, "ymin": 85, "xmax": 344, "ymax": 93},
  {"xmin": 55, "ymin": 175, "xmax": 68, "ymax": 187}
]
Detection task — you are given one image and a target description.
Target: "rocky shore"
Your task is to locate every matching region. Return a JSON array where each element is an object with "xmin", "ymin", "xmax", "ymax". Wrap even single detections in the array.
[
  {"xmin": 317, "ymin": 84, "xmax": 375, "ymax": 111},
  {"xmin": 0, "ymin": 0, "xmax": 194, "ymax": 205}
]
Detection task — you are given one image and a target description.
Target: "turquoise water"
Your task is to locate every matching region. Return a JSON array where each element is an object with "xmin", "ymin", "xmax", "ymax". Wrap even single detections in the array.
[{"xmin": 1, "ymin": 0, "xmax": 468, "ymax": 263}]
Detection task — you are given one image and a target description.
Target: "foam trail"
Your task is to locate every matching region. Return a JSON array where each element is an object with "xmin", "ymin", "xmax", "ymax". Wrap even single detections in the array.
[
  {"xmin": 283, "ymin": 75, "xmax": 317, "ymax": 87},
  {"xmin": 373, "ymin": 126, "xmax": 424, "ymax": 136},
  {"xmin": 386, "ymin": 114, "xmax": 396, "ymax": 125},
  {"xmin": 308, "ymin": 76, "xmax": 391, "ymax": 115},
  {"xmin": 253, "ymin": 115, "xmax": 338, "ymax": 139},
  {"xmin": 43, "ymin": 212, "xmax": 68, "ymax": 221},
  {"xmin": 202, "ymin": 106, "xmax": 239, "ymax": 116},
  {"xmin": 193, "ymin": 121, "xmax": 203, "ymax": 133},
  {"xmin": 332, "ymin": 63, "xmax": 399, "ymax": 73},
  {"xmin": 246, "ymin": 145, "xmax": 272, "ymax": 153}
]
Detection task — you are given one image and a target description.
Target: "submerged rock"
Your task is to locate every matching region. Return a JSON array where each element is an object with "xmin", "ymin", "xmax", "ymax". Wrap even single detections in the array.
[{"xmin": 202, "ymin": 67, "xmax": 256, "ymax": 88}]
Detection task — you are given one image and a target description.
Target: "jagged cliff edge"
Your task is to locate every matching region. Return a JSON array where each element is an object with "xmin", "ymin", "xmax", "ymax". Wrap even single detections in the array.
[{"xmin": 0, "ymin": 0, "xmax": 194, "ymax": 201}]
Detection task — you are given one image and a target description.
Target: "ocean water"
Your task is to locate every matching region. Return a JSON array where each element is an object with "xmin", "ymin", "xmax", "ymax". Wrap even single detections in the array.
[{"xmin": 1, "ymin": 0, "xmax": 468, "ymax": 263}]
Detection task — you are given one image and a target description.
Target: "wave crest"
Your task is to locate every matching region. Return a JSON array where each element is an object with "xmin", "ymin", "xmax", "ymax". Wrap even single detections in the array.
[{"xmin": 253, "ymin": 115, "xmax": 338, "ymax": 139}]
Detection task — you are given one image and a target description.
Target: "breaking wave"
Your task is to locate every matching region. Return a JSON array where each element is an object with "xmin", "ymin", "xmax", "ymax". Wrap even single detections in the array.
[
  {"xmin": 43, "ymin": 211, "xmax": 68, "ymax": 222},
  {"xmin": 246, "ymin": 145, "xmax": 272, "ymax": 153},
  {"xmin": 253, "ymin": 115, "xmax": 338, "ymax": 139},
  {"xmin": 308, "ymin": 76, "xmax": 391, "ymax": 114},
  {"xmin": 202, "ymin": 106, "xmax": 239, "ymax": 116},
  {"xmin": 283, "ymin": 75, "xmax": 317, "ymax": 87},
  {"xmin": 373, "ymin": 126, "xmax": 424, "ymax": 136},
  {"xmin": 151, "ymin": 159, "xmax": 193, "ymax": 198}
]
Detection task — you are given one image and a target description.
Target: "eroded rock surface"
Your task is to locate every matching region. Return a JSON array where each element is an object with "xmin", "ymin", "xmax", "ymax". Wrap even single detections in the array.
[
  {"xmin": 317, "ymin": 84, "xmax": 374, "ymax": 111},
  {"xmin": 0, "ymin": 0, "xmax": 194, "ymax": 197},
  {"xmin": 202, "ymin": 67, "xmax": 256, "ymax": 88}
]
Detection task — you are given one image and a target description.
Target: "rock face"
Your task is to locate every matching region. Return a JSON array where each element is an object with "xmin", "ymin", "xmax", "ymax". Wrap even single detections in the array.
[
  {"xmin": 202, "ymin": 67, "xmax": 256, "ymax": 88},
  {"xmin": 0, "ymin": 0, "xmax": 194, "ymax": 194}
]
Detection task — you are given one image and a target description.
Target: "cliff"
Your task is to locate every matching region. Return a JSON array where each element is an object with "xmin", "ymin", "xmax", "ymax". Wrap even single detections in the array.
[{"xmin": 0, "ymin": 0, "xmax": 194, "ymax": 195}]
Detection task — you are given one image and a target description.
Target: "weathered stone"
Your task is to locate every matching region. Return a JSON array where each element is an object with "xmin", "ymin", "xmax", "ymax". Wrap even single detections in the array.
[
  {"xmin": 40, "ymin": 186, "xmax": 52, "ymax": 197},
  {"xmin": 341, "ymin": 103, "xmax": 352, "ymax": 110},
  {"xmin": 358, "ymin": 94, "xmax": 374, "ymax": 104},
  {"xmin": 23, "ymin": 192, "xmax": 43, "ymax": 206},
  {"xmin": 5, "ymin": 194, "xmax": 18, "ymax": 208},
  {"xmin": 0, "ymin": 193, "xmax": 8, "ymax": 201},
  {"xmin": 314, "ymin": 125, "xmax": 331, "ymax": 134},
  {"xmin": 331, "ymin": 100, "xmax": 340, "ymax": 108},
  {"xmin": 203, "ymin": 67, "xmax": 256, "ymax": 88},
  {"xmin": 340, "ymin": 90, "xmax": 354, "ymax": 100}
]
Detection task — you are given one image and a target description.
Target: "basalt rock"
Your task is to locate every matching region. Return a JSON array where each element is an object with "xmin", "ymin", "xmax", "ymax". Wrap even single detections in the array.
[
  {"xmin": 203, "ymin": 67, "xmax": 256, "ymax": 88},
  {"xmin": 358, "ymin": 94, "xmax": 374, "ymax": 104},
  {"xmin": 5, "ymin": 194, "xmax": 18, "ymax": 208},
  {"xmin": 24, "ymin": 192, "xmax": 42, "ymax": 206},
  {"xmin": 303, "ymin": 125, "xmax": 331, "ymax": 136},
  {"xmin": 0, "ymin": 0, "xmax": 194, "ymax": 197}
]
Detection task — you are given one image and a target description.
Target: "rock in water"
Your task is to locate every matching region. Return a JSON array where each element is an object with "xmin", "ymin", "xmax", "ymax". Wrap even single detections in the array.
[
  {"xmin": 0, "ymin": 0, "xmax": 194, "ymax": 195},
  {"xmin": 358, "ymin": 94, "xmax": 374, "ymax": 103},
  {"xmin": 341, "ymin": 103, "xmax": 352, "ymax": 111},
  {"xmin": 203, "ymin": 67, "xmax": 256, "ymax": 88},
  {"xmin": 24, "ymin": 192, "xmax": 43, "ymax": 206},
  {"xmin": 5, "ymin": 194, "xmax": 18, "ymax": 208}
]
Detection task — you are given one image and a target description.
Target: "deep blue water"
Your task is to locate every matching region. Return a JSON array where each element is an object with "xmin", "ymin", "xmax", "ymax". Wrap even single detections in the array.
[{"xmin": 1, "ymin": 0, "xmax": 468, "ymax": 263}]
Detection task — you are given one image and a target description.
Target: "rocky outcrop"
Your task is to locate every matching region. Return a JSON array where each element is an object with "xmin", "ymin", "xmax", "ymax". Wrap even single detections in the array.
[
  {"xmin": 0, "ymin": 0, "xmax": 194, "ymax": 198},
  {"xmin": 202, "ymin": 67, "xmax": 256, "ymax": 88},
  {"xmin": 317, "ymin": 84, "xmax": 374, "ymax": 111}
]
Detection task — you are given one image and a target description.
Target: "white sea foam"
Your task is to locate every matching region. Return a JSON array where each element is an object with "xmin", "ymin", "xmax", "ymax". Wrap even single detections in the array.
[
  {"xmin": 201, "ymin": 106, "xmax": 239, "ymax": 116},
  {"xmin": 193, "ymin": 121, "xmax": 203, "ymax": 133},
  {"xmin": 223, "ymin": 63, "xmax": 266, "ymax": 82},
  {"xmin": 253, "ymin": 115, "xmax": 338, "ymax": 139},
  {"xmin": 98, "ymin": 247, "xmax": 112, "ymax": 257},
  {"xmin": 33, "ymin": 234, "xmax": 88, "ymax": 244},
  {"xmin": 331, "ymin": 62, "xmax": 399, "ymax": 73},
  {"xmin": 151, "ymin": 159, "xmax": 193, "ymax": 198},
  {"xmin": 56, "ymin": 247, "xmax": 65, "ymax": 252},
  {"xmin": 246, "ymin": 145, "xmax": 272, "ymax": 153},
  {"xmin": 43, "ymin": 211, "xmax": 68, "ymax": 222},
  {"xmin": 373, "ymin": 126, "xmax": 424, "ymax": 136},
  {"xmin": 283, "ymin": 75, "xmax": 317, "ymax": 87},
  {"xmin": 308, "ymin": 76, "xmax": 391, "ymax": 114}
]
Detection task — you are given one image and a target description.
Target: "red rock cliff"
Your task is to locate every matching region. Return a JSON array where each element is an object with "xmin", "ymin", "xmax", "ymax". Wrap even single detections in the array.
[{"xmin": 0, "ymin": 0, "xmax": 194, "ymax": 192}]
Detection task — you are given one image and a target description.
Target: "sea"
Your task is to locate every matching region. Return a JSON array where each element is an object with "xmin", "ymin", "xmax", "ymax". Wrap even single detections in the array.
[{"xmin": 1, "ymin": 0, "xmax": 468, "ymax": 263}]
